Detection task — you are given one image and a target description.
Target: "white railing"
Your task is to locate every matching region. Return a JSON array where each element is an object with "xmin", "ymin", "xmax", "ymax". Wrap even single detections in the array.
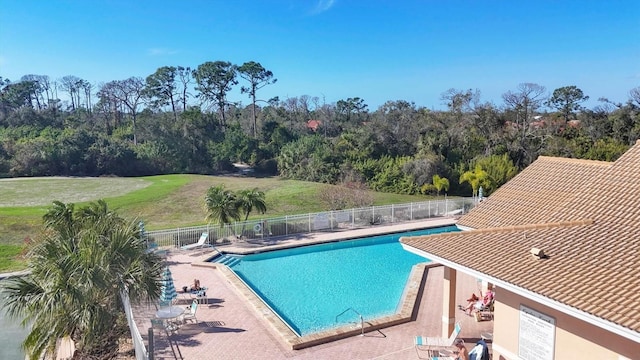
[
  {"xmin": 145, "ymin": 198, "xmax": 475, "ymax": 249},
  {"xmin": 121, "ymin": 290, "xmax": 148, "ymax": 360}
]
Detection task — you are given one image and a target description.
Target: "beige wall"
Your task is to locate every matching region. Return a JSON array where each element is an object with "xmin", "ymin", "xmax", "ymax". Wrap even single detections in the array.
[{"xmin": 493, "ymin": 288, "xmax": 640, "ymax": 360}]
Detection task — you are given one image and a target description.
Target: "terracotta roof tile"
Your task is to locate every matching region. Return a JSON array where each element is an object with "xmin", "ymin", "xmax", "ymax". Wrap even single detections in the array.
[
  {"xmin": 458, "ymin": 157, "xmax": 610, "ymax": 229},
  {"xmin": 402, "ymin": 141, "xmax": 640, "ymax": 336}
]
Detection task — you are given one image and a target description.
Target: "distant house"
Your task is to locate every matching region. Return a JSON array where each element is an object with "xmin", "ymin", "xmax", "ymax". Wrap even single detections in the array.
[
  {"xmin": 529, "ymin": 117, "xmax": 546, "ymax": 129},
  {"xmin": 306, "ymin": 119, "xmax": 322, "ymax": 132},
  {"xmin": 567, "ymin": 119, "xmax": 581, "ymax": 128},
  {"xmin": 402, "ymin": 141, "xmax": 640, "ymax": 359}
]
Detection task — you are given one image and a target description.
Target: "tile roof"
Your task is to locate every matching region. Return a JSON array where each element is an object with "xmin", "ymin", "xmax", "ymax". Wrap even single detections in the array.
[
  {"xmin": 401, "ymin": 141, "xmax": 640, "ymax": 339},
  {"xmin": 457, "ymin": 156, "xmax": 610, "ymax": 229},
  {"xmin": 550, "ymin": 141, "xmax": 640, "ymax": 228}
]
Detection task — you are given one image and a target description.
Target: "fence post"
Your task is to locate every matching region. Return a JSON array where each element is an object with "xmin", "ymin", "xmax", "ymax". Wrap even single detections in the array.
[
  {"xmin": 330, "ymin": 210, "xmax": 335, "ymax": 230},
  {"xmin": 391, "ymin": 204, "xmax": 395, "ymax": 223},
  {"xmin": 148, "ymin": 328, "xmax": 154, "ymax": 360},
  {"xmin": 410, "ymin": 202, "xmax": 413, "ymax": 220},
  {"xmin": 371, "ymin": 206, "xmax": 375, "ymax": 226}
]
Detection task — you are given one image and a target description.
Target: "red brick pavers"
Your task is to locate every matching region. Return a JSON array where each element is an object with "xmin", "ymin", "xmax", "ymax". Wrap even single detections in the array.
[{"xmin": 134, "ymin": 220, "xmax": 493, "ymax": 360}]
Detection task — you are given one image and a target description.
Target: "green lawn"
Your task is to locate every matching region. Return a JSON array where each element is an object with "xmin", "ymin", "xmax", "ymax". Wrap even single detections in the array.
[
  {"xmin": 0, "ymin": 174, "xmax": 430, "ymax": 271},
  {"xmin": 0, "ymin": 244, "xmax": 26, "ymax": 272}
]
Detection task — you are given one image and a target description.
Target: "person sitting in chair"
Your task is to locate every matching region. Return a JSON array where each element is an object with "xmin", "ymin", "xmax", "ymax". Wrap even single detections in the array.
[
  {"xmin": 460, "ymin": 291, "xmax": 481, "ymax": 310},
  {"xmin": 466, "ymin": 293, "xmax": 479, "ymax": 304},
  {"xmin": 463, "ymin": 286, "xmax": 494, "ymax": 315},
  {"xmin": 189, "ymin": 278, "xmax": 207, "ymax": 297},
  {"xmin": 452, "ymin": 338, "xmax": 469, "ymax": 360},
  {"xmin": 190, "ymin": 278, "xmax": 202, "ymax": 292}
]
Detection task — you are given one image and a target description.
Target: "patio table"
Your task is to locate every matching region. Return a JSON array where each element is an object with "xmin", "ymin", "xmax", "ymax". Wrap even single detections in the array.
[
  {"xmin": 155, "ymin": 306, "xmax": 185, "ymax": 331},
  {"xmin": 156, "ymin": 305, "xmax": 185, "ymax": 320}
]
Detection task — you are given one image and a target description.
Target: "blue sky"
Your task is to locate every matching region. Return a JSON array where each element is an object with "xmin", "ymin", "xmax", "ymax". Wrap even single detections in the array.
[{"xmin": 1, "ymin": 0, "xmax": 638, "ymax": 110}]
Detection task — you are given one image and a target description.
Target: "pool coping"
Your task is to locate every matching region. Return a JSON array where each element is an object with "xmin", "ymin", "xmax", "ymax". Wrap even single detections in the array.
[
  {"xmin": 200, "ymin": 221, "xmax": 457, "ymax": 258},
  {"xmin": 194, "ymin": 259, "xmax": 441, "ymax": 350}
]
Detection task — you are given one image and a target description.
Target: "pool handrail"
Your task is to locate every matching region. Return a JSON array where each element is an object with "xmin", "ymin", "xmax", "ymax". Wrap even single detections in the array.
[{"xmin": 335, "ymin": 307, "xmax": 364, "ymax": 336}]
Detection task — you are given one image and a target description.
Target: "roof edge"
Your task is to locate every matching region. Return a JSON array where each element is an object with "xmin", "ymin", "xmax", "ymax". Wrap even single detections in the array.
[
  {"xmin": 536, "ymin": 156, "xmax": 612, "ymax": 166},
  {"xmin": 401, "ymin": 245, "xmax": 640, "ymax": 344},
  {"xmin": 403, "ymin": 220, "xmax": 594, "ymax": 240}
]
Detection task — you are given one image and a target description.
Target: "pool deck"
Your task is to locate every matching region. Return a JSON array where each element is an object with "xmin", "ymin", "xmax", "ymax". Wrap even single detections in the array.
[{"xmin": 134, "ymin": 218, "xmax": 494, "ymax": 359}]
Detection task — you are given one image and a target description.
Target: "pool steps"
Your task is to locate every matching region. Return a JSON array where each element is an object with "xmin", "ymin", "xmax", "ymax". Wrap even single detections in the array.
[{"xmin": 212, "ymin": 254, "xmax": 241, "ymax": 267}]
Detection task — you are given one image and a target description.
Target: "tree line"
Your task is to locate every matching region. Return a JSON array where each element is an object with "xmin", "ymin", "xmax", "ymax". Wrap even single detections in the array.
[{"xmin": 1, "ymin": 62, "xmax": 639, "ymax": 197}]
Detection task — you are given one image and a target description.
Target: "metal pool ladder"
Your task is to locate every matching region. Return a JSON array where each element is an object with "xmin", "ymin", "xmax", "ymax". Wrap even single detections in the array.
[{"xmin": 335, "ymin": 307, "xmax": 364, "ymax": 336}]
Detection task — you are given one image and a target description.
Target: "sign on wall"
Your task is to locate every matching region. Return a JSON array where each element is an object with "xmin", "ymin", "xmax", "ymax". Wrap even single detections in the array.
[{"xmin": 518, "ymin": 305, "xmax": 556, "ymax": 360}]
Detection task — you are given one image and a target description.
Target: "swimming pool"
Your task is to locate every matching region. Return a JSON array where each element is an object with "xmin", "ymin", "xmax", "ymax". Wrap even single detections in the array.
[{"xmin": 219, "ymin": 225, "xmax": 459, "ymax": 336}]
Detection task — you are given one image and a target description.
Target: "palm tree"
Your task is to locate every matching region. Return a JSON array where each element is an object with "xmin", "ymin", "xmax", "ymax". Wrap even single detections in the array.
[
  {"xmin": 205, "ymin": 185, "xmax": 240, "ymax": 227},
  {"xmin": 459, "ymin": 165, "xmax": 488, "ymax": 197},
  {"xmin": 236, "ymin": 188, "xmax": 267, "ymax": 235},
  {"xmin": 236, "ymin": 188, "xmax": 267, "ymax": 221},
  {"xmin": 1, "ymin": 200, "xmax": 163, "ymax": 359},
  {"xmin": 42, "ymin": 200, "xmax": 77, "ymax": 239},
  {"xmin": 432, "ymin": 174, "xmax": 450, "ymax": 196}
]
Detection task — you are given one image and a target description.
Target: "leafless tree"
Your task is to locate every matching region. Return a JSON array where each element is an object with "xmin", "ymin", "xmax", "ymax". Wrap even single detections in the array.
[
  {"xmin": 80, "ymin": 80, "xmax": 93, "ymax": 113},
  {"xmin": 630, "ymin": 87, "xmax": 640, "ymax": 107},
  {"xmin": 20, "ymin": 74, "xmax": 52, "ymax": 110},
  {"xmin": 97, "ymin": 77, "xmax": 144, "ymax": 143},
  {"xmin": 60, "ymin": 75, "xmax": 82, "ymax": 110},
  {"xmin": 502, "ymin": 83, "xmax": 548, "ymax": 166},
  {"xmin": 96, "ymin": 81, "xmax": 121, "ymax": 134},
  {"xmin": 177, "ymin": 66, "xmax": 192, "ymax": 112}
]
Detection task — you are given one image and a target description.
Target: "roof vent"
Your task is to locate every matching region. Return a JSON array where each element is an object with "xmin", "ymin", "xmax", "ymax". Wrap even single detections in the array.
[{"xmin": 530, "ymin": 247, "xmax": 547, "ymax": 259}]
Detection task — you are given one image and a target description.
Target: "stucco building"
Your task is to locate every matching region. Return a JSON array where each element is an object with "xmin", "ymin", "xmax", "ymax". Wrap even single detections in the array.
[{"xmin": 401, "ymin": 141, "xmax": 640, "ymax": 359}]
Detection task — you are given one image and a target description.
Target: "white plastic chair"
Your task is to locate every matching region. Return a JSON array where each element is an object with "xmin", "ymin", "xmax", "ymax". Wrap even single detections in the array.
[
  {"xmin": 182, "ymin": 300, "xmax": 198, "ymax": 323},
  {"xmin": 414, "ymin": 322, "xmax": 462, "ymax": 359}
]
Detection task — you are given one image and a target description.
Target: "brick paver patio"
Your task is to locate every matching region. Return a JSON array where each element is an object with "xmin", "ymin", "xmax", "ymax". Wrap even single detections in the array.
[{"xmin": 135, "ymin": 219, "xmax": 493, "ymax": 359}]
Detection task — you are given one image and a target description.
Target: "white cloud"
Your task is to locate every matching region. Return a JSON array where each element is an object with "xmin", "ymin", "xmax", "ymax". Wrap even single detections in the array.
[
  {"xmin": 147, "ymin": 48, "xmax": 179, "ymax": 56},
  {"xmin": 311, "ymin": 0, "xmax": 335, "ymax": 14}
]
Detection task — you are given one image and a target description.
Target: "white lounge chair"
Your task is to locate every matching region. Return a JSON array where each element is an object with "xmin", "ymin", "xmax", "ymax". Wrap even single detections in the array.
[
  {"xmin": 415, "ymin": 322, "xmax": 462, "ymax": 358},
  {"xmin": 182, "ymin": 300, "xmax": 198, "ymax": 323},
  {"xmin": 180, "ymin": 232, "xmax": 210, "ymax": 251}
]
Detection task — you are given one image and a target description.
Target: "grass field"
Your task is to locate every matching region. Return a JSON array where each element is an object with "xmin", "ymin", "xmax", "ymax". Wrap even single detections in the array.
[{"xmin": 0, "ymin": 174, "xmax": 427, "ymax": 271}]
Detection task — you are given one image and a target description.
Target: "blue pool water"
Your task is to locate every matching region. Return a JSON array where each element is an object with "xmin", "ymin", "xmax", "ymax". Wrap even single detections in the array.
[{"xmin": 226, "ymin": 225, "xmax": 459, "ymax": 335}]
